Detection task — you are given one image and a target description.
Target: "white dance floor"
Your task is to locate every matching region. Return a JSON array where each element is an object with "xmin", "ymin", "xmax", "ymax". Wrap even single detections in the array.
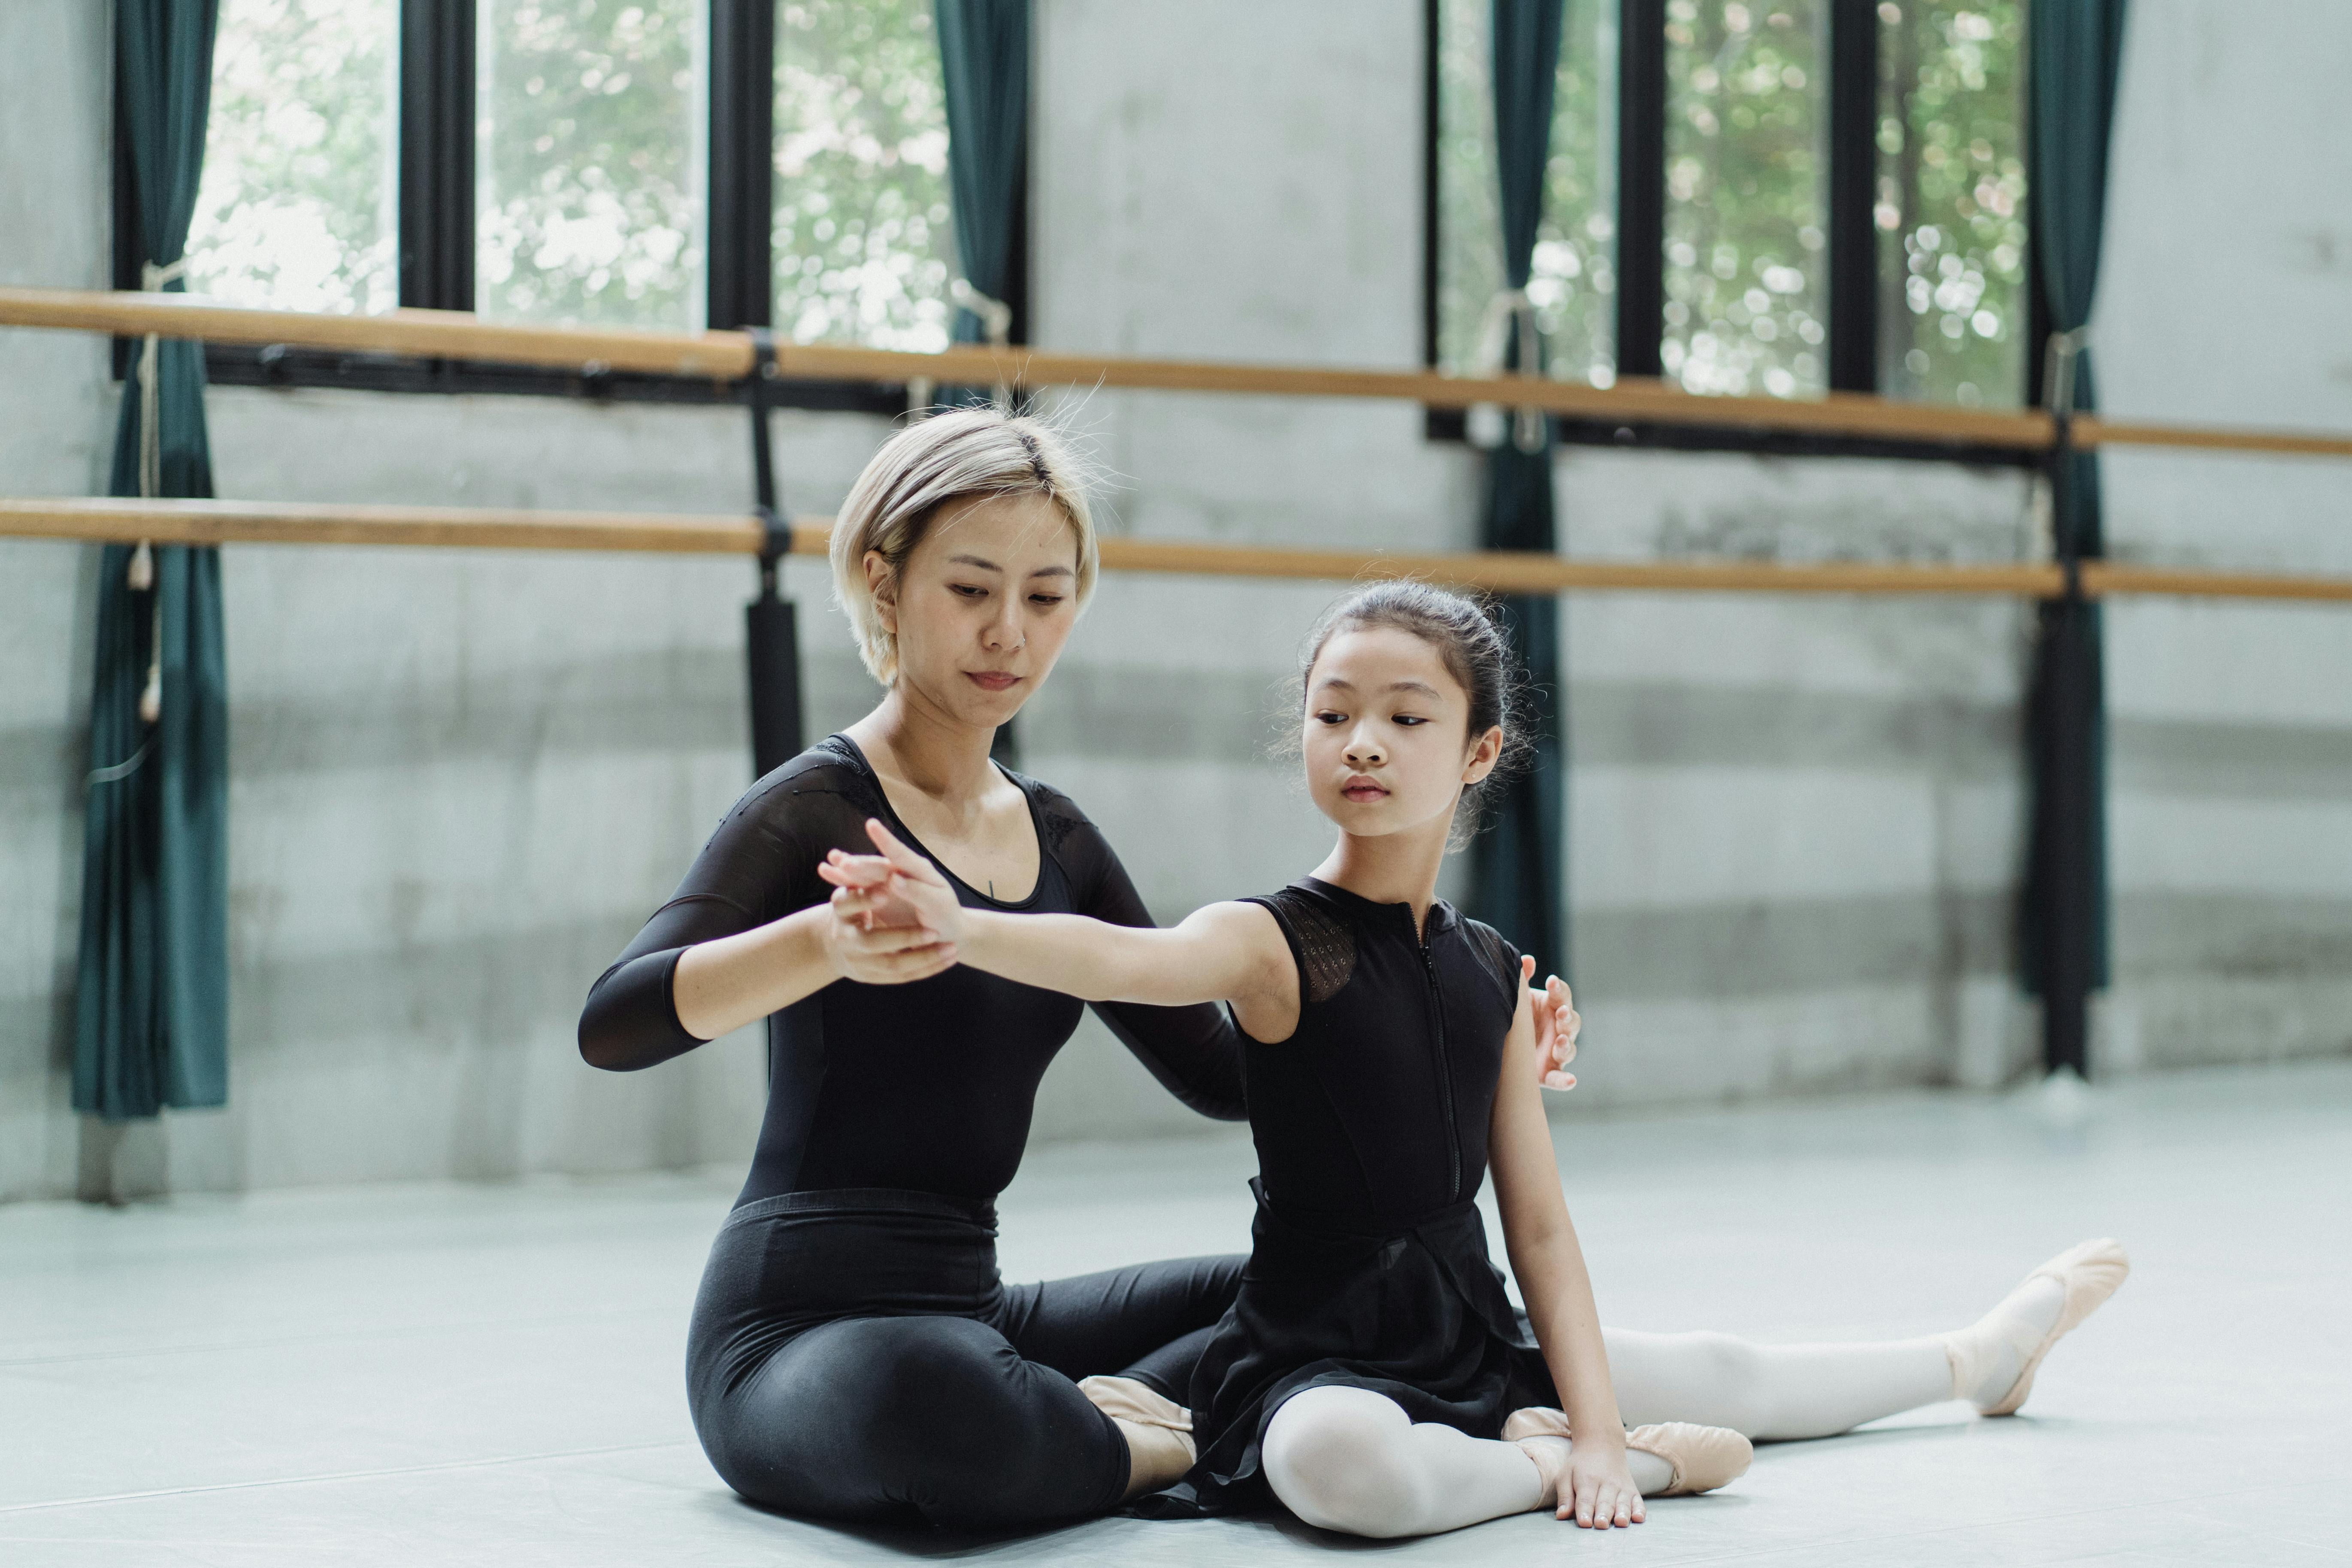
[{"xmin": 6, "ymin": 1059, "xmax": 2347, "ymax": 1567}]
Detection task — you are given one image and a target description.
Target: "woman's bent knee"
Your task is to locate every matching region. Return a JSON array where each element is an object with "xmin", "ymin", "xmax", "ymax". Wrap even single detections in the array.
[
  {"xmin": 1262, "ymin": 1388, "xmax": 1431, "ymax": 1539},
  {"xmin": 697, "ymin": 1317, "xmax": 1041, "ymax": 1523}
]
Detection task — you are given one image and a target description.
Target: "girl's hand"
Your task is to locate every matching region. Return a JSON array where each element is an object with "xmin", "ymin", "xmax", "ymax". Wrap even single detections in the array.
[
  {"xmin": 817, "ymin": 873, "xmax": 959, "ymax": 985},
  {"xmin": 1521, "ymin": 958, "xmax": 1580, "ymax": 1091},
  {"xmin": 816, "ymin": 819, "xmax": 969, "ymax": 947},
  {"xmin": 1558, "ymin": 1444, "xmax": 1645, "ymax": 1529}
]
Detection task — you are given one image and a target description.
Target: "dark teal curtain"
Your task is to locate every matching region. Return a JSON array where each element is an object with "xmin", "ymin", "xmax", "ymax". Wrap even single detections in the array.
[
  {"xmin": 76, "ymin": 0, "xmax": 230, "ymax": 1121},
  {"xmin": 935, "ymin": 0, "xmax": 1027, "ymax": 348},
  {"xmin": 1467, "ymin": 0, "xmax": 1567, "ymax": 981},
  {"xmin": 2020, "ymin": 0, "xmax": 2127, "ymax": 1075}
]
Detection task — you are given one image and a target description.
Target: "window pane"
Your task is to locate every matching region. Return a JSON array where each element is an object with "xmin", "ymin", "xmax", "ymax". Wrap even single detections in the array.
[
  {"xmin": 1662, "ymin": 0, "xmax": 1826, "ymax": 399},
  {"xmin": 186, "ymin": 0, "xmax": 398, "ymax": 314},
  {"xmin": 772, "ymin": 0, "xmax": 955, "ymax": 350},
  {"xmin": 1434, "ymin": 0, "xmax": 1616, "ymax": 384},
  {"xmin": 476, "ymin": 0, "xmax": 707, "ymax": 329},
  {"xmin": 1877, "ymin": 1, "xmax": 2026, "ymax": 407}
]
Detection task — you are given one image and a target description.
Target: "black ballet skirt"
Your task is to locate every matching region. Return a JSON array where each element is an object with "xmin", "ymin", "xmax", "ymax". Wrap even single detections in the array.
[{"xmin": 1131, "ymin": 879, "xmax": 1561, "ymax": 1519}]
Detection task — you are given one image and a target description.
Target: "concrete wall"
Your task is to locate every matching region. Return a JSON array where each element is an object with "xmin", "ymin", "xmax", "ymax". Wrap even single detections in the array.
[
  {"xmin": 3, "ymin": 0, "xmax": 2346, "ymax": 1202},
  {"xmin": 2093, "ymin": 0, "xmax": 2352, "ymax": 1074}
]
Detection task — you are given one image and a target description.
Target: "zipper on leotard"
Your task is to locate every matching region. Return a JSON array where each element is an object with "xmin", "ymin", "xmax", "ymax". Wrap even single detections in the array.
[{"xmin": 1422, "ymin": 920, "xmax": 1461, "ymax": 1203}]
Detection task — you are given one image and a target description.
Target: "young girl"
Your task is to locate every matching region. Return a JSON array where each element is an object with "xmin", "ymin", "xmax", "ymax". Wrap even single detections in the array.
[{"xmin": 818, "ymin": 582, "xmax": 1761, "ymax": 1535}]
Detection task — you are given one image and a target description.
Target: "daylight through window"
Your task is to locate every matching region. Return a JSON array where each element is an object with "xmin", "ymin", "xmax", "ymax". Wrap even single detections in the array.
[
  {"xmin": 772, "ymin": 0, "xmax": 957, "ymax": 352},
  {"xmin": 185, "ymin": 0, "xmax": 399, "ymax": 315},
  {"xmin": 1433, "ymin": 0, "xmax": 1616, "ymax": 384},
  {"xmin": 475, "ymin": 0, "xmax": 709, "ymax": 330}
]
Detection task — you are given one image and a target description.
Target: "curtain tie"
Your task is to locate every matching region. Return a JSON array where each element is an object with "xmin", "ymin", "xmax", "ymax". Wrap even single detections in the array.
[
  {"xmin": 128, "ymin": 256, "xmax": 188, "ymax": 723},
  {"xmin": 950, "ymin": 277, "xmax": 1014, "ymax": 346},
  {"xmin": 2043, "ymin": 325, "xmax": 2091, "ymax": 417},
  {"xmin": 950, "ymin": 279, "xmax": 1015, "ymax": 411},
  {"xmin": 1471, "ymin": 289, "xmax": 1548, "ymax": 453}
]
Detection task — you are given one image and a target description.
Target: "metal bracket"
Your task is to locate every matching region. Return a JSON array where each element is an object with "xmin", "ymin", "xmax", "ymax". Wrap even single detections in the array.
[{"xmin": 746, "ymin": 327, "xmax": 789, "ymax": 599}]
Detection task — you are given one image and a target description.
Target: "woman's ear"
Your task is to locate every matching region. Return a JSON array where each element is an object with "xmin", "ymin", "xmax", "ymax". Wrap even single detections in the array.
[
  {"xmin": 1462, "ymin": 725, "xmax": 1505, "ymax": 786},
  {"xmin": 863, "ymin": 550, "xmax": 898, "ymax": 635}
]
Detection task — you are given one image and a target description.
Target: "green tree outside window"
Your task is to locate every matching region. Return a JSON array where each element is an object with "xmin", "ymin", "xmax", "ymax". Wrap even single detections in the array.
[{"xmin": 186, "ymin": 0, "xmax": 399, "ymax": 315}]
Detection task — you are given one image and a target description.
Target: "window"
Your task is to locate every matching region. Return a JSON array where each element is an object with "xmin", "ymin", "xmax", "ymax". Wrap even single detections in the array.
[
  {"xmin": 1432, "ymin": 0, "xmax": 1615, "ymax": 384},
  {"xmin": 1662, "ymin": 0, "xmax": 1826, "ymax": 399},
  {"xmin": 1427, "ymin": 0, "xmax": 2031, "ymax": 427},
  {"xmin": 153, "ymin": 0, "xmax": 1008, "ymax": 404},
  {"xmin": 1876, "ymin": 0, "xmax": 2026, "ymax": 408},
  {"xmin": 185, "ymin": 0, "xmax": 400, "ymax": 315},
  {"xmin": 475, "ymin": 0, "xmax": 708, "ymax": 330},
  {"xmin": 772, "ymin": 0, "xmax": 956, "ymax": 351}
]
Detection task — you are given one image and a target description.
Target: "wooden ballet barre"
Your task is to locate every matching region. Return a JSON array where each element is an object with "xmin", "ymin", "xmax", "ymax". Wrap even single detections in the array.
[
  {"xmin": 0, "ymin": 285, "xmax": 2042, "ymax": 453},
  {"xmin": 13, "ymin": 285, "xmax": 2352, "ymax": 461},
  {"xmin": 0, "ymin": 285, "xmax": 2049, "ymax": 450},
  {"xmin": 10, "ymin": 495, "xmax": 2352, "ymax": 604}
]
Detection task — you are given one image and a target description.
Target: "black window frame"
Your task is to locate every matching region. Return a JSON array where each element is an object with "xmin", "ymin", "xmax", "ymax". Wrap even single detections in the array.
[
  {"xmin": 1420, "ymin": 0, "xmax": 2037, "ymax": 468},
  {"xmin": 116, "ymin": 0, "xmax": 1017, "ymax": 412}
]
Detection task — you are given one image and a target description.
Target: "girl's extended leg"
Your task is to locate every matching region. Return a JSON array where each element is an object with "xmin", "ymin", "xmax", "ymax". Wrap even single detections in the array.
[
  {"xmin": 1604, "ymin": 1238, "xmax": 2124, "ymax": 1441},
  {"xmin": 1260, "ymin": 1386, "xmax": 1673, "ymax": 1539},
  {"xmin": 1605, "ymin": 1326, "xmax": 1954, "ymax": 1441}
]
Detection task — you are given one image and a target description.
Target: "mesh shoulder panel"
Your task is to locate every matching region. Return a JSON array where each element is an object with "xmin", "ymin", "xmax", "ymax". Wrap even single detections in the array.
[
  {"xmin": 1256, "ymin": 887, "xmax": 1357, "ymax": 1006},
  {"xmin": 1462, "ymin": 917, "xmax": 1521, "ymax": 998}
]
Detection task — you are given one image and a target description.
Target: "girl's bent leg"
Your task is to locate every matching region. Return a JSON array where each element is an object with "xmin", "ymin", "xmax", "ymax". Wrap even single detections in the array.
[
  {"xmin": 1260, "ymin": 1386, "xmax": 1547, "ymax": 1539},
  {"xmin": 690, "ymin": 1314, "xmax": 1130, "ymax": 1531}
]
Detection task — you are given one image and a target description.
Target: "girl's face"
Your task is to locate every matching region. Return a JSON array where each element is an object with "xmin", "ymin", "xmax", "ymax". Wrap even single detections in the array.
[
  {"xmin": 869, "ymin": 492, "xmax": 1082, "ymax": 728},
  {"xmin": 1302, "ymin": 626, "xmax": 1501, "ymax": 840}
]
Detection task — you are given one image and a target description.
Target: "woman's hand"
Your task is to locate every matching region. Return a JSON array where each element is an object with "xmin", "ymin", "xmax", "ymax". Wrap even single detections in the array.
[
  {"xmin": 817, "ymin": 871, "xmax": 959, "ymax": 985},
  {"xmin": 1521, "ymin": 958, "xmax": 1580, "ymax": 1091},
  {"xmin": 817, "ymin": 819, "xmax": 969, "ymax": 947},
  {"xmin": 1557, "ymin": 1442, "xmax": 1645, "ymax": 1529}
]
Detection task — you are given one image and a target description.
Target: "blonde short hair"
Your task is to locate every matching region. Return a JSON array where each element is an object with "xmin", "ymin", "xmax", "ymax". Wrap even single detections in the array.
[{"xmin": 829, "ymin": 408, "xmax": 1100, "ymax": 685}]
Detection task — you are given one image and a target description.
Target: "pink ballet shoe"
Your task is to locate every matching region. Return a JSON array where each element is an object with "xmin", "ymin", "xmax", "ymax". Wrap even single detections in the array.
[
  {"xmin": 1502, "ymin": 1407, "xmax": 1752, "ymax": 1497},
  {"xmin": 1968, "ymin": 1237, "xmax": 2132, "ymax": 1417}
]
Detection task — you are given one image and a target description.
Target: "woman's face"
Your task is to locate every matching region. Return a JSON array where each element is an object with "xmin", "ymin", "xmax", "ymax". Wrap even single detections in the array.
[
  {"xmin": 869, "ymin": 491, "xmax": 1082, "ymax": 729},
  {"xmin": 1302, "ymin": 626, "xmax": 1501, "ymax": 840}
]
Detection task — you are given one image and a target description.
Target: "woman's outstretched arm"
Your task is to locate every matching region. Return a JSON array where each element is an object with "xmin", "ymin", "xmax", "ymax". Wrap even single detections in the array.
[
  {"xmin": 1489, "ymin": 960, "xmax": 1644, "ymax": 1529},
  {"xmin": 579, "ymin": 772, "xmax": 959, "ymax": 1068},
  {"xmin": 822, "ymin": 818, "xmax": 1291, "ymax": 1012}
]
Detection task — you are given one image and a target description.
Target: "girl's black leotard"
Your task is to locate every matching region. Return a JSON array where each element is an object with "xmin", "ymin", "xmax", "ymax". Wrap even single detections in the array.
[
  {"xmin": 578, "ymin": 736, "xmax": 1249, "ymax": 1530},
  {"xmin": 1135, "ymin": 876, "xmax": 1556, "ymax": 1519}
]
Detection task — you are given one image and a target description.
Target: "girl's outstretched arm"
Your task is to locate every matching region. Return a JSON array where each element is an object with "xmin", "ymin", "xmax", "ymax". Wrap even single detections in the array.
[
  {"xmin": 1489, "ymin": 958, "xmax": 1645, "ymax": 1529},
  {"xmin": 823, "ymin": 818, "xmax": 1291, "ymax": 1012}
]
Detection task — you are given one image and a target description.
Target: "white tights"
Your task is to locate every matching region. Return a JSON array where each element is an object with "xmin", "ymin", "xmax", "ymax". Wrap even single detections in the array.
[
  {"xmin": 1258, "ymin": 1280, "xmax": 2062, "ymax": 1539},
  {"xmin": 1604, "ymin": 1326, "xmax": 1952, "ymax": 1441}
]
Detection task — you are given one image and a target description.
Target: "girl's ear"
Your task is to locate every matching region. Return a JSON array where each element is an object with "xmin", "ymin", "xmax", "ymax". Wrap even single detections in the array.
[
  {"xmin": 1461, "ymin": 724, "xmax": 1505, "ymax": 786},
  {"xmin": 863, "ymin": 550, "xmax": 899, "ymax": 635}
]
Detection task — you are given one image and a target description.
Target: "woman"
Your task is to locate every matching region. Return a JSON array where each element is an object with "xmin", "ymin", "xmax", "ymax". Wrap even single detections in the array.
[
  {"xmin": 578, "ymin": 409, "xmax": 1580, "ymax": 1532},
  {"xmin": 817, "ymin": 578, "xmax": 2131, "ymax": 1538}
]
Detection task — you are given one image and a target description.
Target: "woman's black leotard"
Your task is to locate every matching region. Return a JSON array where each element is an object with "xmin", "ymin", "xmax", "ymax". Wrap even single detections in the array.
[
  {"xmin": 1136, "ymin": 877, "xmax": 1555, "ymax": 1519},
  {"xmin": 580, "ymin": 733, "xmax": 1246, "ymax": 1199},
  {"xmin": 578, "ymin": 736, "xmax": 1248, "ymax": 1529}
]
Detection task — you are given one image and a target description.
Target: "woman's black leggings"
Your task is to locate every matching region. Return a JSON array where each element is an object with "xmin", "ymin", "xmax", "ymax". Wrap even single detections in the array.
[{"xmin": 686, "ymin": 1188, "xmax": 1244, "ymax": 1531}]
